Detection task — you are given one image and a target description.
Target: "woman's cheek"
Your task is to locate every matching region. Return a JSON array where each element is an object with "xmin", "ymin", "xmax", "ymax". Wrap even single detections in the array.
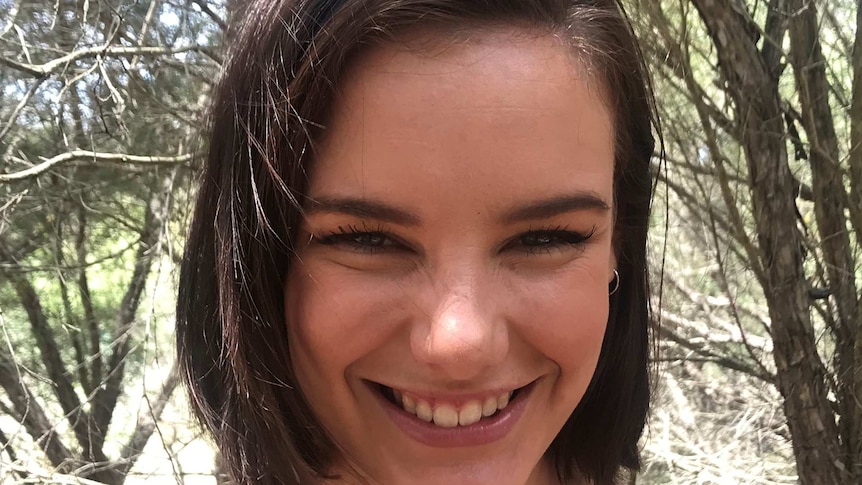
[
  {"xmin": 286, "ymin": 260, "xmax": 408, "ymax": 364},
  {"xmin": 513, "ymin": 265, "xmax": 610, "ymax": 364}
]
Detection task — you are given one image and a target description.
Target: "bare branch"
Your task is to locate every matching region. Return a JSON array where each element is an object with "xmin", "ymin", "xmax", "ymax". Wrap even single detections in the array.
[
  {"xmin": 0, "ymin": 0, "xmax": 20, "ymax": 40},
  {"xmin": 128, "ymin": 0, "xmax": 161, "ymax": 71},
  {"xmin": 0, "ymin": 151, "xmax": 197, "ymax": 183},
  {"xmin": 92, "ymin": 170, "xmax": 176, "ymax": 450},
  {"xmin": 76, "ymin": 204, "xmax": 101, "ymax": 398},
  {"xmin": 0, "ymin": 351, "xmax": 73, "ymax": 470},
  {"xmin": 0, "ymin": 77, "xmax": 47, "ymax": 143},
  {"xmin": 192, "ymin": 0, "xmax": 228, "ymax": 32},
  {"xmin": 118, "ymin": 363, "xmax": 180, "ymax": 475},
  {"xmin": 1, "ymin": 239, "xmax": 105, "ymax": 468},
  {"xmin": 0, "ymin": 425, "xmax": 27, "ymax": 480},
  {"xmin": 705, "ymin": 207, "xmax": 773, "ymax": 379},
  {"xmin": 0, "ymin": 45, "xmax": 218, "ymax": 78},
  {"xmin": 658, "ymin": 311, "xmax": 775, "ymax": 383},
  {"xmin": 0, "ymin": 464, "xmax": 108, "ymax": 485}
]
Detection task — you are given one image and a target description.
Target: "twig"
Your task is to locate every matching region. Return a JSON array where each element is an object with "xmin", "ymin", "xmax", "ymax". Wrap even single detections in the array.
[
  {"xmin": 0, "ymin": 0, "xmax": 20, "ymax": 40},
  {"xmin": 118, "ymin": 363, "xmax": 180, "ymax": 474},
  {"xmin": 0, "ymin": 151, "xmax": 197, "ymax": 183},
  {"xmin": 659, "ymin": 310, "xmax": 776, "ymax": 383},
  {"xmin": 192, "ymin": 0, "xmax": 228, "ymax": 32},
  {"xmin": 0, "ymin": 45, "xmax": 215, "ymax": 78},
  {"xmin": 0, "ymin": 78, "xmax": 47, "ymax": 143}
]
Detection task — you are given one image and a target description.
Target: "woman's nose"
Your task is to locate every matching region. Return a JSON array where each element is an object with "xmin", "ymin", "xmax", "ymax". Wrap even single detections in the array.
[{"xmin": 410, "ymin": 271, "xmax": 509, "ymax": 381}]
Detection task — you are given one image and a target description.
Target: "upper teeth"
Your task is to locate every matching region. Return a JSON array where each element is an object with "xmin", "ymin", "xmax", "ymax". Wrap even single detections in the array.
[{"xmin": 393, "ymin": 389, "xmax": 514, "ymax": 428}]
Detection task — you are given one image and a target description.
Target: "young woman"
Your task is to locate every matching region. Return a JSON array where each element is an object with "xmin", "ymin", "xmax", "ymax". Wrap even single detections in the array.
[{"xmin": 177, "ymin": 1, "xmax": 658, "ymax": 484}]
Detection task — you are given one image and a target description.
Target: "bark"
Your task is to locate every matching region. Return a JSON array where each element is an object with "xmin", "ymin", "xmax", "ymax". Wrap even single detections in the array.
[
  {"xmin": 848, "ymin": 7, "xmax": 862, "ymax": 479},
  {"xmin": 761, "ymin": 0, "xmax": 789, "ymax": 80},
  {"xmin": 688, "ymin": 0, "xmax": 849, "ymax": 483},
  {"xmin": 76, "ymin": 203, "xmax": 102, "ymax": 398},
  {"xmin": 53, "ymin": 202, "xmax": 93, "ymax": 399},
  {"xmin": 850, "ymin": 0, "xmax": 862, "ymax": 243},
  {"xmin": 787, "ymin": 0, "xmax": 861, "ymax": 478}
]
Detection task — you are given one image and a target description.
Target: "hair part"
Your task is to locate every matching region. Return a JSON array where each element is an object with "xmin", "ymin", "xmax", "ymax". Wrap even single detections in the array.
[{"xmin": 177, "ymin": 1, "xmax": 657, "ymax": 483}]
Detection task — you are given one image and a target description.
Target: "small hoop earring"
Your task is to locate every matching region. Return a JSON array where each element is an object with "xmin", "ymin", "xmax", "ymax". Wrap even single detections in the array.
[{"xmin": 609, "ymin": 269, "xmax": 620, "ymax": 296}]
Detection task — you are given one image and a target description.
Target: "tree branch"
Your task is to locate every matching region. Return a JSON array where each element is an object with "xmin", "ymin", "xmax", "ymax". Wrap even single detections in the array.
[
  {"xmin": 92, "ymin": 170, "xmax": 176, "ymax": 450},
  {"xmin": 76, "ymin": 203, "xmax": 102, "ymax": 398},
  {"xmin": 788, "ymin": 0, "xmax": 862, "ymax": 472},
  {"xmin": 53, "ymin": 209, "xmax": 92, "ymax": 396},
  {"xmin": 192, "ymin": 0, "xmax": 228, "ymax": 32},
  {"xmin": 760, "ymin": 0, "xmax": 789, "ymax": 80},
  {"xmin": 850, "ymin": 0, "xmax": 862, "ymax": 246},
  {"xmin": 0, "ymin": 423, "xmax": 27, "ymax": 480},
  {"xmin": 0, "ymin": 77, "xmax": 47, "ymax": 143},
  {"xmin": 658, "ymin": 311, "xmax": 775, "ymax": 383},
  {"xmin": 0, "ymin": 151, "xmax": 197, "ymax": 183},
  {"xmin": 0, "ymin": 241, "xmax": 98, "ymax": 458},
  {"xmin": 705, "ymin": 206, "xmax": 774, "ymax": 380},
  {"xmin": 118, "ymin": 362, "xmax": 180, "ymax": 476},
  {"xmin": 0, "ymin": 45, "xmax": 217, "ymax": 78},
  {"xmin": 0, "ymin": 351, "xmax": 73, "ymax": 471},
  {"xmin": 689, "ymin": 0, "xmax": 847, "ymax": 481}
]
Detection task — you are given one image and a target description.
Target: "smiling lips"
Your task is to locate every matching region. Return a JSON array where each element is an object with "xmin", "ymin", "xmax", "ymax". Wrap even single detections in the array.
[{"xmin": 388, "ymin": 387, "xmax": 515, "ymax": 428}]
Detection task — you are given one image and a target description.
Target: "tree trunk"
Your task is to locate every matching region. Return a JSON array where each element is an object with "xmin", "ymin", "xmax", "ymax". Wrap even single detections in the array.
[
  {"xmin": 786, "ymin": 0, "xmax": 861, "ymax": 478},
  {"xmin": 687, "ymin": 0, "xmax": 850, "ymax": 483}
]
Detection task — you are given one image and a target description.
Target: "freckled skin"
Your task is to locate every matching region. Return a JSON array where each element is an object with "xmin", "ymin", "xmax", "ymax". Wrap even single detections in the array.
[{"xmin": 285, "ymin": 29, "xmax": 616, "ymax": 485}]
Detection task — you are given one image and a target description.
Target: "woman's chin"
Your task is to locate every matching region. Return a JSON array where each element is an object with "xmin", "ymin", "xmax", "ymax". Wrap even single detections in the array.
[{"xmin": 342, "ymin": 456, "xmax": 549, "ymax": 485}]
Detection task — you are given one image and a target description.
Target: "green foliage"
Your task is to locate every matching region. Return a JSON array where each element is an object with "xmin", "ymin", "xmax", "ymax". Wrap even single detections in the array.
[{"xmin": 0, "ymin": 1, "xmax": 221, "ymax": 482}]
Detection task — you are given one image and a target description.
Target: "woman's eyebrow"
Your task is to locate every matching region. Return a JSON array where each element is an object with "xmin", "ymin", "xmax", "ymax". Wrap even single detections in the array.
[
  {"xmin": 304, "ymin": 193, "xmax": 609, "ymax": 226},
  {"xmin": 500, "ymin": 193, "xmax": 610, "ymax": 224},
  {"xmin": 305, "ymin": 196, "xmax": 422, "ymax": 226}
]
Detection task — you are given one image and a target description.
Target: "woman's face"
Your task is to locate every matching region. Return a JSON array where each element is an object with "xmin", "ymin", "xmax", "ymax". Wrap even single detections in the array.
[{"xmin": 286, "ymin": 29, "xmax": 616, "ymax": 485}]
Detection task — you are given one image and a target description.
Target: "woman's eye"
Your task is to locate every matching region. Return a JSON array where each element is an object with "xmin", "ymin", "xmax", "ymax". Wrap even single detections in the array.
[
  {"xmin": 316, "ymin": 226, "xmax": 400, "ymax": 254},
  {"xmin": 348, "ymin": 232, "xmax": 389, "ymax": 247},
  {"xmin": 512, "ymin": 227, "xmax": 595, "ymax": 253}
]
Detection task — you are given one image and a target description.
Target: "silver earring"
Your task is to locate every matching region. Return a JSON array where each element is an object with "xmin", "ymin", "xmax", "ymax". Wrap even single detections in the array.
[{"xmin": 609, "ymin": 269, "xmax": 620, "ymax": 296}]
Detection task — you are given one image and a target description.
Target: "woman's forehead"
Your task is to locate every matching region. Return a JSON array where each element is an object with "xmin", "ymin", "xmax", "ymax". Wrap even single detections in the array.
[
  {"xmin": 335, "ymin": 26, "xmax": 601, "ymax": 104},
  {"xmin": 308, "ymin": 29, "xmax": 615, "ymax": 217}
]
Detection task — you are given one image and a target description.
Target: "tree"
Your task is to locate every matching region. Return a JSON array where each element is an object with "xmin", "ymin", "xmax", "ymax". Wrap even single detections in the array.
[
  {"xmin": 630, "ymin": 0, "xmax": 861, "ymax": 483},
  {"xmin": 0, "ymin": 1, "xmax": 222, "ymax": 482}
]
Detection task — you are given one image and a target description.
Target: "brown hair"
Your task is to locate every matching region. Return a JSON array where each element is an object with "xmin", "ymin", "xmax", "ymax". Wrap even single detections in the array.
[{"xmin": 177, "ymin": 1, "xmax": 658, "ymax": 483}]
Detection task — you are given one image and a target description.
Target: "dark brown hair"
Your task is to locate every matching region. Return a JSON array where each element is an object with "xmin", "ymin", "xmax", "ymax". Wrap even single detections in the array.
[{"xmin": 177, "ymin": 1, "xmax": 657, "ymax": 483}]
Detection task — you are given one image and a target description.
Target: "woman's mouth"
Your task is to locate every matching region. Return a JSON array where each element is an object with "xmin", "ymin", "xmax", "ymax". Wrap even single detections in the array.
[
  {"xmin": 369, "ymin": 380, "xmax": 534, "ymax": 447},
  {"xmin": 378, "ymin": 384, "xmax": 519, "ymax": 427},
  {"xmin": 366, "ymin": 381, "xmax": 538, "ymax": 448}
]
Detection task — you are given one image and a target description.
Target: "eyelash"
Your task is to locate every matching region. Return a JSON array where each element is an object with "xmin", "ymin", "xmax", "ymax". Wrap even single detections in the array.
[
  {"xmin": 316, "ymin": 224, "xmax": 403, "ymax": 254},
  {"xmin": 315, "ymin": 224, "xmax": 596, "ymax": 255},
  {"xmin": 515, "ymin": 225, "xmax": 597, "ymax": 254}
]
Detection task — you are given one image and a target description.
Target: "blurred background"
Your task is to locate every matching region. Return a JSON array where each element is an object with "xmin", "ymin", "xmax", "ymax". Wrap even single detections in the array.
[{"xmin": 0, "ymin": 1, "xmax": 859, "ymax": 483}]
